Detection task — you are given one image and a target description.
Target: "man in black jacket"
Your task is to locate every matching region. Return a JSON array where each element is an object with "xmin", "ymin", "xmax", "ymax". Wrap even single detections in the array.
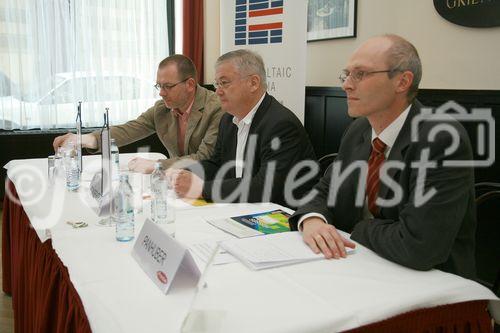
[
  {"xmin": 170, "ymin": 49, "xmax": 317, "ymax": 207},
  {"xmin": 289, "ymin": 35, "xmax": 476, "ymax": 279}
]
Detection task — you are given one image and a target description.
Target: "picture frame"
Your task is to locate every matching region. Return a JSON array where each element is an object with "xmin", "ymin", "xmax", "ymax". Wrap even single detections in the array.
[{"xmin": 307, "ymin": 0, "xmax": 357, "ymax": 42}]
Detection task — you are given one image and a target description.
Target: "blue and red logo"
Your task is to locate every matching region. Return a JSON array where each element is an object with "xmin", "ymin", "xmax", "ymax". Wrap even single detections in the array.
[{"xmin": 235, "ymin": 0, "xmax": 284, "ymax": 45}]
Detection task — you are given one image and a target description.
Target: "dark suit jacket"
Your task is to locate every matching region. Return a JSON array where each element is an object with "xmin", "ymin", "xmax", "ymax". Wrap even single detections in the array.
[
  {"xmin": 196, "ymin": 93, "xmax": 317, "ymax": 207},
  {"xmin": 290, "ymin": 100, "xmax": 477, "ymax": 279}
]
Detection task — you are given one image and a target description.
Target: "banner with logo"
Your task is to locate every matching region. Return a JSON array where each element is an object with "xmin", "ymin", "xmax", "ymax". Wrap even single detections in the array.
[{"xmin": 220, "ymin": 0, "xmax": 308, "ymax": 122}]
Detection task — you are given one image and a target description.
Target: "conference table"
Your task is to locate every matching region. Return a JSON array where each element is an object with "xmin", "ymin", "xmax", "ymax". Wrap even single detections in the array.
[{"xmin": 2, "ymin": 154, "xmax": 499, "ymax": 332}]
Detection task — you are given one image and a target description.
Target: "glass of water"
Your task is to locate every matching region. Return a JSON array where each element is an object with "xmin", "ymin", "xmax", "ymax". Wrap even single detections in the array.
[
  {"xmin": 128, "ymin": 172, "xmax": 144, "ymax": 215},
  {"xmin": 48, "ymin": 155, "xmax": 56, "ymax": 185}
]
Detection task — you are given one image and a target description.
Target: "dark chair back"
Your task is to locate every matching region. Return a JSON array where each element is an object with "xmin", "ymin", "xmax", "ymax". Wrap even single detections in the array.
[{"xmin": 474, "ymin": 182, "xmax": 500, "ymax": 296}]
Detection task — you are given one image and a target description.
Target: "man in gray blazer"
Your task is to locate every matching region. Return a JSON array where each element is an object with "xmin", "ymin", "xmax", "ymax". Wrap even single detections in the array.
[
  {"xmin": 53, "ymin": 55, "xmax": 222, "ymax": 173},
  {"xmin": 289, "ymin": 34, "xmax": 476, "ymax": 279}
]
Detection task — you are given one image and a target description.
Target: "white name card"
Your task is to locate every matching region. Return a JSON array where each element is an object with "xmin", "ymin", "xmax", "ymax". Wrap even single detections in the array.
[{"xmin": 132, "ymin": 219, "xmax": 200, "ymax": 294}]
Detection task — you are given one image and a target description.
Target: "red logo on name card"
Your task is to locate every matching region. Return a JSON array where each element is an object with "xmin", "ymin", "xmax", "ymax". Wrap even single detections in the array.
[{"xmin": 157, "ymin": 271, "xmax": 168, "ymax": 284}]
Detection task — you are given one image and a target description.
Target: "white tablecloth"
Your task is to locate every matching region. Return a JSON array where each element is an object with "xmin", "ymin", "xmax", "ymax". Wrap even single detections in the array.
[
  {"xmin": 4, "ymin": 156, "xmax": 499, "ymax": 332},
  {"xmin": 4, "ymin": 153, "xmax": 166, "ymax": 242}
]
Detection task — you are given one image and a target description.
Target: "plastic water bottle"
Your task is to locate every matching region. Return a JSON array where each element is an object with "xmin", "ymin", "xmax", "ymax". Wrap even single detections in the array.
[
  {"xmin": 150, "ymin": 163, "xmax": 176, "ymax": 238},
  {"xmin": 65, "ymin": 155, "xmax": 80, "ymax": 191},
  {"xmin": 151, "ymin": 163, "xmax": 168, "ymax": 224},
  {"xmin": 114, "ymin": 174, "xmax": 135, "ymax": 242},
  {"xmin": 110, "ymin": 138, "xmax": 120, "ymax": 180}
]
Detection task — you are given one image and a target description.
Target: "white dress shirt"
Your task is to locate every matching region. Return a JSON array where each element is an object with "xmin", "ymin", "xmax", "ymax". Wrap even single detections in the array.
[
  {"xmin": 233, "ymin": 93, "xmax": 266, "ymax": 178},
  {"xmin": 298, "ymin": 104, "xmax": 411, "ymax": 230}
]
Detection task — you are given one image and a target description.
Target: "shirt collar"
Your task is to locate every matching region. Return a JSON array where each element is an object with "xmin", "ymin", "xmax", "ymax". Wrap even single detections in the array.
[
  {"xmin": 172, "ymin": 95, "xmax": 195, "ymax": 118},
  {"xmin": 371, "ymin": 104, "xmax": 411, "ymax": 149},
  {"xmin": 232, "ymin": 92, "xmax": 266, "ymax": 127}
]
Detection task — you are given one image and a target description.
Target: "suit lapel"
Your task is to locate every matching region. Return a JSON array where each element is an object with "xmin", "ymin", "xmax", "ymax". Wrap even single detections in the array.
[
  {"xmin": 183, "ymin": 86, "xmax": 205, "ymax": 155},
  {"xmin": 218, "ymin": 117, "xmax": 238, "ymax": 179},
  {"xmin": 242, "ymin": 93, "xmax": 271, "ymax": 165},
  {"xmin": 247, "ymin": 93, "xmax": 270, "ymax": 136},
  {"xmin": 378, "ymin": 101, "xmax": 421, "ymax": 204},
  {"xmin": 351, "ymin": 125, "xmax": 372, "ymax": 221},
  {"xmin": 356, "ymin": 126, "xmax": 372, "ymax": 162},
  {"xmin": 162, "ymin": 108, "xmax": 179, "ymax": 156},
  {"xmin": 184, "ymin": 111, "xmax": 202, "ymax": 155}
]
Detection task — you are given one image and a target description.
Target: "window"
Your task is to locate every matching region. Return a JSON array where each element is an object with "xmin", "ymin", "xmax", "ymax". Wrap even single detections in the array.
[{"xmin": 0, "ymin": 0, "xmax": 169, "ymax": 130}]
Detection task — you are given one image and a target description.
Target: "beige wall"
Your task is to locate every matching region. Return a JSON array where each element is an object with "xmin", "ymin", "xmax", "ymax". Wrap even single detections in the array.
[
  {"xmin": 204, "ymin": 0, "xmax": 500, "ymax": 90},
  {"xmin": 204, "ymin": 0, "xmax": 220, "ymax": 84}
]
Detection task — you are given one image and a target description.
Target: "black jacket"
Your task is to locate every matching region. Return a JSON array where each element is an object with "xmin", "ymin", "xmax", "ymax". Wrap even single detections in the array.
[
  {"xmin": 290, "ymin": 100, "xmax": 476, "ymax": 279},
  {"xmin": 197, "ymin": 93, "xmax": 318, "ymax": 208}
]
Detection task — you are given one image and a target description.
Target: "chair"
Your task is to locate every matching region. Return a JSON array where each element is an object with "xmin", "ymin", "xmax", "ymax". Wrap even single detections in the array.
[
  {"xmin": 318, "ymin": 153, "xmax": 338, "ymax": 176},
  {"xmin": 474, "ymin": 182, "xmax": 500, "ymax": 297}
]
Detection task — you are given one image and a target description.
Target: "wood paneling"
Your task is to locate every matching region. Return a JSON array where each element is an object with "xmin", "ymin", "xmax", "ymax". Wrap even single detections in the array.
[{"xmin": 304, "ymin": 87, "xmax": 500, "ymax": 183}]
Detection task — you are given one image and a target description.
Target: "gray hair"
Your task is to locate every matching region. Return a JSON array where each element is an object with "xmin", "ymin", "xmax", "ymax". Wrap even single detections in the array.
[
  {"xmin": 216, "ymin": 49, "xmax": 267, "ymax": 89},
  {"xmin": 383, "ymin": 34, "xmax": 422, "ymax": 102}
]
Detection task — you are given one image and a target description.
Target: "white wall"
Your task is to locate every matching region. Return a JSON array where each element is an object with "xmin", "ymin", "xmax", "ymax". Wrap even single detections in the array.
[{"xmin": 204, "ymin": 0, "xmax": 500, "ymax": 90}]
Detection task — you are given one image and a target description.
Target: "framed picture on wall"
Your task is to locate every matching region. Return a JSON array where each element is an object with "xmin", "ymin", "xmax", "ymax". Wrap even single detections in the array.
[{"xmin": 307, "ymin": 0, "xmax": 357, "ymax": 42}]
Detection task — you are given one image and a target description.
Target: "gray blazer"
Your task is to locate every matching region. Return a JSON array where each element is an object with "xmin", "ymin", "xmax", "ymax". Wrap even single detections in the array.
[
  {"xmin": 290, "ymin": 100, "xmax": 477, "ymax": 279},
  {"xmin": 90, "ymin": 85, "xmax": 222, "ymax": 168}
]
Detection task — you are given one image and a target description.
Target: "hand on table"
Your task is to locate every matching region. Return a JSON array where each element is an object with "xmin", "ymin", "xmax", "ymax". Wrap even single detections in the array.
[
  {"xmin": 52, "ymin": 133, "xmax": 97, "ymax": 152},
  {"xmin": 302, "ymin": 217, "xmax": 356, "ymax": 259},
  {"xmin": 128, "ymin": 157, "xmax": 156, "ymax": 174},
  {"xmin": 169, "ymin": 169, "xmax": 203, "ymax": 199}
]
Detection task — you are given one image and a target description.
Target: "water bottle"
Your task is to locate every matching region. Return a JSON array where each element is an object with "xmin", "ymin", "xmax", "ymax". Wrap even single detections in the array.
[
  {"xmin": 114, "ymin": 174, "xmax": 135, "ymax": 242},
  {"xmin": 65, "ymin": 155, "xmax": 80, "ymax": 191},
  {"xmin": 150, "ymin": 163, "xmax": 176, "ymax": 238},
  {"xmin": 110, "ymin": 138, "xmax": 120, "ymax": 180},
  {"xmin": 150, "ymin": 163, "xmax": 168, "ymax": 224}
]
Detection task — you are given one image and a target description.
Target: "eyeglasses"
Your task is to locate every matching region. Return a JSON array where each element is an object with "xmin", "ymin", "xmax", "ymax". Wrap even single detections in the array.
[
  {"xmin": 154, "ymin": 77, "xmax": 190, "ymax": 91},
  {"xmin": 339, "ymin": 69, "xmax": 398, "ymax": 84},
  {"xmin": 213, "ymin": 74, "xmax": 253, "ymax": 90},
  {"xmin": 213, "ymin": 79, "xmax": 232, "ymax": 90}
]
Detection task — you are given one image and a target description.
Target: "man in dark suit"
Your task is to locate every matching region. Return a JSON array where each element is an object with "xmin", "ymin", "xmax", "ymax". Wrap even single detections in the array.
[
  {"xmin": 170, "ymin": 49, "xmax": 317, "ymax": 207},
  {"xmin": 290, "ymin": 34, "xmax": 476, "ymax": 279}
]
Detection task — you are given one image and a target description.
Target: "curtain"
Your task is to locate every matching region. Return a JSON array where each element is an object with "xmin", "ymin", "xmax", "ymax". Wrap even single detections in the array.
[
  {"xmin": 0, "ymin": 0, "xmax": 169, "ymax": 130},
  {"xmin": 3, "ymin": 180, "xmax": 92, "ymax": 332},
  {"xmin": 182, "ymin": 0, "xmax": 204, "ymax": 83}
]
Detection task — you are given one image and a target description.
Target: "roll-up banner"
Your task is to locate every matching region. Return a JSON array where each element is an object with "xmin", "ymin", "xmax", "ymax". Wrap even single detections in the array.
[{"xmin": 220, "ymin": 0, "xmax": 308, "ymax": 122}]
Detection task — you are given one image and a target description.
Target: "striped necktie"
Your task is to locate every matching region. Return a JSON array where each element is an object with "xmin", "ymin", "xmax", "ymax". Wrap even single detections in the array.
[{"xmin": 366, "ymin": 138, "xmax": 387, "ymax": 217}]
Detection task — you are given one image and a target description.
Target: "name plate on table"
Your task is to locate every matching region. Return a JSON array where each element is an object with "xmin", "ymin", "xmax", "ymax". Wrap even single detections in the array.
[{"xmin": 132, "ymin": 219, "xmax": 200, "ymax": 294}]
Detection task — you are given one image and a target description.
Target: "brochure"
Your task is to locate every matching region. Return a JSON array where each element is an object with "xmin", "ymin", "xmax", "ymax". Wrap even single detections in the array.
[{"xmin": 206, "ymin": 209, "xmax": 291, "ymax": 238}]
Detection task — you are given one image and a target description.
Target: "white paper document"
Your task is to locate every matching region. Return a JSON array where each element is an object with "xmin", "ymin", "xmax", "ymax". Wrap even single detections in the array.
[
  {"xmin": 189, "ymin": 241, "xmax": 237, "ymax": 266},
  {"xmin": 220, "ymin": 231, "xmax": 355, "ymax": 270}
]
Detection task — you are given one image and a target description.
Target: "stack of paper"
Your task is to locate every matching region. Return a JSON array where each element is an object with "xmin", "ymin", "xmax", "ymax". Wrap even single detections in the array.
[
  {"xmin": 188, "ymin": 241, "xmax": 237, "ymax": 266},
  {"xmin": 220, "ymin": 231, "xmax": 354, "ymax": 270}
]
